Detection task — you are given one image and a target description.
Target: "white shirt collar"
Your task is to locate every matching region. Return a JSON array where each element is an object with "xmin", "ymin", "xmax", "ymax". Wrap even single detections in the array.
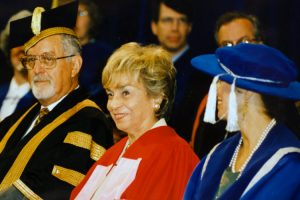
[
  {"xmin": 172, "ymin": 45, "xmax": 189, "ymax": 62},
  {"xmin": 152, "ymin": 118, "xmax": 167, "ymax": 129},
  {"xmin": 41, "ymin": 86, "xmax": 79, "ymax": 111},
  {"xmin": 41, "ymin": 95, "xmax": 65, "ymax": 111}
]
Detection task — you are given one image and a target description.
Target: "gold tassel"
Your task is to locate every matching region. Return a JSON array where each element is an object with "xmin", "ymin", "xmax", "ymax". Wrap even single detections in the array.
[
  {"xmin": 31, "ymin": 7, "xmax": 45, "ymax": 35},
  {"xmin": 51, "ymin": 0, "xmax": 59, "ymax": 8},
  {"xmin": 52, "ymin": 0, "xmax": 74, "ymax": 8}
]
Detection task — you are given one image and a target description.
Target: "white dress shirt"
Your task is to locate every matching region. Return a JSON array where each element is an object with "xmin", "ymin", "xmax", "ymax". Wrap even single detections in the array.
[{"xmin": 0, "ymin": 78, "xmax": 30, "ymax": 121}]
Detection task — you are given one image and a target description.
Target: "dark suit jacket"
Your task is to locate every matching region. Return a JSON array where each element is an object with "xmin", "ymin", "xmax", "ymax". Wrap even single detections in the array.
[{"xmin": 168, "ymin": 48, "xmax": 211, "ymax": 142}]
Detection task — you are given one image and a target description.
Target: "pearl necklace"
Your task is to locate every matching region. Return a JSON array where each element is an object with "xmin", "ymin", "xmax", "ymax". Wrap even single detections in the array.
[{"xmin": 229, "ymin": 118, "xmax": 276, "ymax": 178}]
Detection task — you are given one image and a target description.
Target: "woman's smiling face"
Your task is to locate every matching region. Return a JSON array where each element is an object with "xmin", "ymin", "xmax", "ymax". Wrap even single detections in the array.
[{"xmin": 106, "ymin": 74, "xmax": 157, "ymax": 136}]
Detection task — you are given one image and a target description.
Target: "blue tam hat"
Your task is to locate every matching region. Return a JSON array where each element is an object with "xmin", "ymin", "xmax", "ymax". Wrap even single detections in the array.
[{"xmin": 191, "ymin": 44, "xmax": 300, "ymax": 132}]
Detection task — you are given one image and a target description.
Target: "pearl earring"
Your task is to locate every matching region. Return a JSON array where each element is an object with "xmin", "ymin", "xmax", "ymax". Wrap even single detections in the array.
[{"xmin": 154, "ymin": 104, "xmax": 160, "ymax": 111}]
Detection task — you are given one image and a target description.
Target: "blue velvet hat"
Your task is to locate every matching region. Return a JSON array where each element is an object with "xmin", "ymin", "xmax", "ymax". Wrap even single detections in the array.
[
  {"xmin": 191, "ymin": 44, "xmax": 300, "ymax": 132},
  {"xmin": 191, "ymin": 43, "xmax": 300, "ymax": 100}
]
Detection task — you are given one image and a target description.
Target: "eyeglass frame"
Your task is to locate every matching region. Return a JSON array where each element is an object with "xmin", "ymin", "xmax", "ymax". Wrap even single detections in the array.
[
  {"xmin": 78, "ymin": 10, "xmax": 89, "ymax": 17},
  {"xmin": 219, "ymin": 37, "xmax": 260, "ymax": 47},
  {"xmin": 20, "ymin": 53, "xmax": 76, "ymax": 70}
]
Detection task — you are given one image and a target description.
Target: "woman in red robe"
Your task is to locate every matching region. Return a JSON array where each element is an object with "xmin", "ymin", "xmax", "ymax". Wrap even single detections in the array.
[{"xmin": 70, "ymin": 42, "xmax": 199, "ymax": 200}]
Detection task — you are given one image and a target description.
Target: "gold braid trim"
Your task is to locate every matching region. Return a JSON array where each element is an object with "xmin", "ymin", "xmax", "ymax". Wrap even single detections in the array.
[
  {"xmin": 51, "ymin": 0, "xmax": 59, "ymax": 8},
  {"xmin": 0, "ymin": 103, "xmax": 38, "ymax": 154},
  {"xmin": 64, "ymin": 131, "xmax": 106, "ymax": 161},
  {"xmin": 24, "ymin": 27, "xmax": 78, "ymax": 53},
  {"xmin": 13, "ymin": 179, "xmax": 42, "ymax": 200},
  {"xmin": 0, "ymin": 99, "xmax": 100, "ymax": 191},
  {"xmin": 52, "ymin": 165, "xmax": 85, "ymax": 187},
  {"xmin": 64, "ymin": 131, "xmax": 92, "ymax": 149},
  {"xmin": 91, "ymin": 141, "xmax": 106, "ymax": 161}
]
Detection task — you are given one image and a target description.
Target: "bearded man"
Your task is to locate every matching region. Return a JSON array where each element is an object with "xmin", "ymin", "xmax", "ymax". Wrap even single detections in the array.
[{"xmin": 0, "ymin": 2, "xmax": 113, "ymax": 199}]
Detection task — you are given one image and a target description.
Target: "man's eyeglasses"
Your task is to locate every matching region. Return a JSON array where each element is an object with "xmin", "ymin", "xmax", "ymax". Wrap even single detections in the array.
[
  {"xmin": 20, "ymin": 53, "xmax": 76, "ymax": 70},
  {"xmin": 78, "ymin": 10, "xmax": 88, "ymax": 17},
  {"xmin": 220, "ymin": 37, "xmax": 260, "ymax": 47}
]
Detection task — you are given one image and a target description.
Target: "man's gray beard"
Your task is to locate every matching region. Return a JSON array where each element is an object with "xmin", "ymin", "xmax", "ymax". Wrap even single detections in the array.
[{"xmin": 31, "ymin": 79, "xmax": 55, "ymax": 100}]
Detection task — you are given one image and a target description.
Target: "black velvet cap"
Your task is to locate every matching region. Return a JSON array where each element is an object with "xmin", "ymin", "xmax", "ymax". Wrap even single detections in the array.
[{"xmin": 9, "ymin": 0, "xmax": 78, "ymax": 52}]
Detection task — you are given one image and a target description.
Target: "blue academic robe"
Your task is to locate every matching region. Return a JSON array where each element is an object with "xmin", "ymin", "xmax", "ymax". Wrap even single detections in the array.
[
  {"xmin": 184, "ymin": 123, "xmax": 300, "ymax": 200},
  {"xmin": 79, "ymin": 40, "xmax": 113, "ymax": 96}
]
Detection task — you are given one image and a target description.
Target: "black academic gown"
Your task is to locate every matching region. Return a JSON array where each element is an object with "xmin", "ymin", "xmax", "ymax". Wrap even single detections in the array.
[{"xmin": 0, "ymin": 88, "xmax": 113, "ymax": 199}]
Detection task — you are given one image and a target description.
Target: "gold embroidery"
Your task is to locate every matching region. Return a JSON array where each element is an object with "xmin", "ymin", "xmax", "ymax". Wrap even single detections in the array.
[
  {"xmin": 64, "ymin": 131, "xmax": 92, "ymax": 149},
  {"xmin": 0, "ymin": 99, "xmax": 100, "ymax": 191},
  {"xmin": 91, "ymin": 141, "xmax": 106, "ymax": 161},
  {"xmin": 0, "ymin": 103, "xmax": 38, "ymax": 154},
  {"xmin": 64, "ymin": 131, "xmax": 106, "ymax": 161},
  {"xmin": 13, "ymin": 179, "xmax": 42, "ymax": 200},
  {"xmin": 52, "ymin": 165, "xmax": 85, "ymax": 187}
]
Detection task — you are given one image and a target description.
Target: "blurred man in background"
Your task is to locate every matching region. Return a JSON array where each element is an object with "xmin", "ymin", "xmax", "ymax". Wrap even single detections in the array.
[{"xmin": 151, "ymin": 0, "xmax": 211, "ymax": 142}]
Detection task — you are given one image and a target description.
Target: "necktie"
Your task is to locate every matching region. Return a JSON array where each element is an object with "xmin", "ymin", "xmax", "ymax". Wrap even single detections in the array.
[{"xmin": 34, "ymin": 108, "xmax": 49, "ymax": 127}]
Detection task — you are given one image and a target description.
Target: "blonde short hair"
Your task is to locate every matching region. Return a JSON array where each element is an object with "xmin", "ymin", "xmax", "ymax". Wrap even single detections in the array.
[{"xmin": 102, "ymin": 42, "xmax": 176, "ymax": 119}]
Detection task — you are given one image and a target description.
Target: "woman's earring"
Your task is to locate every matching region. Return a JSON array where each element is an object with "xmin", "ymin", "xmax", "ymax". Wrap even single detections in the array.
[{"xmin": 154, "ymin": 104, "xmax": 160, "ymax": 111}]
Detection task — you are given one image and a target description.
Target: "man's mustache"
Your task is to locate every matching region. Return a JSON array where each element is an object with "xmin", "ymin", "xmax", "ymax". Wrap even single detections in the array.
[{"xmin": 33, "ymin": 75, "xmax": 51, "ymax": 82}]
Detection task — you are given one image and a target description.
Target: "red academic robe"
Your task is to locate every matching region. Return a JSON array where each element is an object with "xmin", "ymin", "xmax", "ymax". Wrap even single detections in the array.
[{"xmin": 71, "ymin": 125, "xmax": 199, "ymax": 200}]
